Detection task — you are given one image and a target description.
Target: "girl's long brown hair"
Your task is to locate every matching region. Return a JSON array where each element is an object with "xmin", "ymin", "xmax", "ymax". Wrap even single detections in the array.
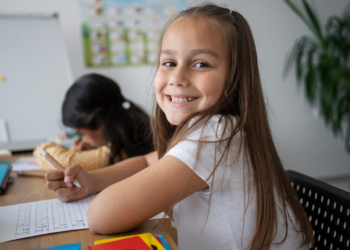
[{"xmin": 151, "ymin": 3, "xmax": 314, "ymax": 250}]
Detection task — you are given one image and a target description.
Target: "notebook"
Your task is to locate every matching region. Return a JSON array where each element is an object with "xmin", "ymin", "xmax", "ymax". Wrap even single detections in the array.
[{"xmin": 0, "ymin": 164, "xmax": 12, "ymax": 195}]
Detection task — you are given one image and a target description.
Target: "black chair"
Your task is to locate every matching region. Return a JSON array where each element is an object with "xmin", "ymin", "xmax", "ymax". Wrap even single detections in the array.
[{"xmin": 286, "ymin": 170, "xmax": 350, "ymax": 250}]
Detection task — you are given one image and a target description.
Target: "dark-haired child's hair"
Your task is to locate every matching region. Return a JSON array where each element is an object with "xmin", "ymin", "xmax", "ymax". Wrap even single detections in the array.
[{"xmin": 62, "ymin": 73, "xmax": 153, "ymax": 163}]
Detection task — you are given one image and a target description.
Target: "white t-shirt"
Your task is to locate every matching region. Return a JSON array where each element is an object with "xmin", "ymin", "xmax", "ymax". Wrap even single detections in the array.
[{"xmin": 166, "ymin": 115, "xmax": 308, "ymax": 250}]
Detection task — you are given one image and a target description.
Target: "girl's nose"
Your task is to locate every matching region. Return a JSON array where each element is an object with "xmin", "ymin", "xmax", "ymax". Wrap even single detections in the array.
[{"xmin": 168, "ymin": 66, "xmax": 189, "ymax": 87}]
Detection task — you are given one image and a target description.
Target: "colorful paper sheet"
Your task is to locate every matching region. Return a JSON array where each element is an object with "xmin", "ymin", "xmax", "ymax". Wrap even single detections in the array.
[
  {"xmin": 28, "ymin": 242, "xmax": 81, "ymax": 250},
  {"xmin": 95, "ymin": 233, "xmax": 165, "ymax": 250},
  {"xmin": 89, "ymin": 236, "xmax": 151, "ymax": 250}
]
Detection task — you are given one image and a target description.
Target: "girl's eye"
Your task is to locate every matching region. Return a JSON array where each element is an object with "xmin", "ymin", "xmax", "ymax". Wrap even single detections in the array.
[
  {"xmin": 162, "ymin": 61, "xmax": 176, "ymax": 67},
  {"xmin": 194, "ymin": 62, "xmax": 210, "ymax": 68}
]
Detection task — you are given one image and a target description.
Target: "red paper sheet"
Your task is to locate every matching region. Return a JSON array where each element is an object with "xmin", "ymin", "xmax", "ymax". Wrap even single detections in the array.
[{"xmin": 88, "ymin": 236, "xmax": 152, "ymax": 250}]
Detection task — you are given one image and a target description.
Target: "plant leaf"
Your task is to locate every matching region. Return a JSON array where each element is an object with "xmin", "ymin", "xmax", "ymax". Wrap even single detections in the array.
[
  {"xmin": 284, "ymin": 0, "xmax": 323, "ymax": 41},
  {"xmin": 284, "ymin": 0, "xmax": 350, "ymax": 154},
  {"xmin": 296, "ymin": 45, "xmax": 305, "ymax": 84},
  {"xmin": 346, "ymin": 103, "xmax": 350, "ymax": 152},
  {"xmin": 301, "ymin": 0, "xmax": 324, "ymax": 40},
  {"xmin": 283, "ymin": 41, "xmax": 300, "ymax": 78},
  {"xmin": 304, "ymin": 46, "xmax": 318, "ymax": 103}
]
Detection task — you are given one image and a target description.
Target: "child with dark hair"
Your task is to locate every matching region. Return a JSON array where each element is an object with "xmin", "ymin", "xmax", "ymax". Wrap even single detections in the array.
[{"xmin": 34, "ymin": 73, "xmax": 153, "ymax": 171}]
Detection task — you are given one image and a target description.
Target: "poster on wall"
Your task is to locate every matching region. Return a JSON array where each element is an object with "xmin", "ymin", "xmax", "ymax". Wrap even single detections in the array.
[{"xmin": 80, "ymin": 0, "xmax": 185, "ymax": 67}]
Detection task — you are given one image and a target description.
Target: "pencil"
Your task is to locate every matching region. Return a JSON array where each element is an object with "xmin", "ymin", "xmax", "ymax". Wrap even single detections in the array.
[
  {"xmin": 40, "ymin": 149, "xmax": 81, "ymax": 188},
  {"xmin": 17, "ymin": 170, "xmax": 46, "ymax": 178}
]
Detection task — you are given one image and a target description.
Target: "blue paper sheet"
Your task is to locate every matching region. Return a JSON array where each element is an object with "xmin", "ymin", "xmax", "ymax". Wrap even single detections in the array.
[{"xmin": 28, "ymin": 242, "xmax": 81, "ymax": 250}]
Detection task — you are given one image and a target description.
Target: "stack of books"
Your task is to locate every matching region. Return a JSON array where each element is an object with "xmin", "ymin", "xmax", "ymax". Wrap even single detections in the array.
[
  {"xmin": 0, "ymin": 149, "xmax": 11, "ymax": 165},
  {"xmin": 88, "ymin": 233, "xmax": 172, "ymax": 250}
]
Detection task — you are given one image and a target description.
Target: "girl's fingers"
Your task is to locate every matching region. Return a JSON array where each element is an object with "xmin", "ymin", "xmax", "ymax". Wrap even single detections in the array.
[
  {"xmin": 45, "ymin": 169, "xmax": 64, "ymax": 181},
  {"xmin": 64, "ymin": 164, "xmax": 85, "ymax": 183},
  {"xmin": 45, "ymin": 164, "xmax": 86, "ymax": 202},
  {"xmin": 55, "ymin": 186, "xmax": 79, "ymax": 198},
  {"xmin": 46, "ymin": 179, "xmax": 71, "ymax": 190},
  {"xmin": 71, "ymin": 139, "xmax": 79, "ymax": 148},
  {"xmin": 76, "ymin": 141, "xmax": 85, "ymax": 151},
  {"xmin": 82, "ymin": 142, "xmax": 93, "ymax": 151},
  {"xmin": 55, "ymin": 187, "xmax": 80, "ymax": 202}
]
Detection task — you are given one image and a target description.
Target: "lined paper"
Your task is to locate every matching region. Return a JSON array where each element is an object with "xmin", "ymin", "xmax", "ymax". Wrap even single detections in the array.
[{"xmin": 0, "ymin": 195, "xmax": 166, "ymax": 243}]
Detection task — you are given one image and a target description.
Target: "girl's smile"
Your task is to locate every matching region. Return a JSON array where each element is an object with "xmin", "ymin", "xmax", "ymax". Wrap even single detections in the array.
[
  {"xmin": 154, "ymin": 16, "xmax": 227, "ymax": 125},
  {"xmin": 165, "ymin": 94, "xmax": 199, "ymax": 107}
]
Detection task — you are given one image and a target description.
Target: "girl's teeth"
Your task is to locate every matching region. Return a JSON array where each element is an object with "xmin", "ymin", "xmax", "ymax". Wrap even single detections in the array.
[{"xmin": 171, "ymin": 97, "xmax": 194, "ymax": 103}]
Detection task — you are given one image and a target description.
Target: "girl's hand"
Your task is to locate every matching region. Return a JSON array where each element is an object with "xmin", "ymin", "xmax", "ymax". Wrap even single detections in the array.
[
  {"xmin": 45, "ymin": 164, "xmax": 91, "ymax": 202},
  {"xmin": 70, "ymin": 139, "xmax": 81, "ymax": 149},
  {"xmin": 71, "ymin": 139, "xmax": 94, "ymax": 151}
]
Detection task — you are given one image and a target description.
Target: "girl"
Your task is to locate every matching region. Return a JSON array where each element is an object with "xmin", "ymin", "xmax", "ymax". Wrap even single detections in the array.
[
  {"xmin": 45, "ymin": 4, "xmax": 314, "ymax": 249},
  {"xmin": 34, "ymin": 73, "xmax": 153, "ymax": 171}
]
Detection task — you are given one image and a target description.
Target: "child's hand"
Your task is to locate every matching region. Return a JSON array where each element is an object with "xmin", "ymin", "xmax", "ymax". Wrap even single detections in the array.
[
  {"xmin": 71, "ymin": 139, "xmax": 94, "ymax": 151},
  {"xmin": 45, "ymin": 164, "xmax": 90, "ymax": 202}
]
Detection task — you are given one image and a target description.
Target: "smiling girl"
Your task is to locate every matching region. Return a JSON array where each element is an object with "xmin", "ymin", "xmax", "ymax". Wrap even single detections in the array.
[{"xmin": 45, "ymin": 4, "xmax": 313, "ymax": 249}]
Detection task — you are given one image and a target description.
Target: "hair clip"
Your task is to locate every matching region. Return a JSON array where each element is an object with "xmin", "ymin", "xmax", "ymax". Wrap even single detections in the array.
[
  {"xmin": 229, "ymin": 9, "xmax": 233, "ymax": 14},
  {"xmin": 122, "ymin": 101, "xmax": 131, "ymax": 110}
]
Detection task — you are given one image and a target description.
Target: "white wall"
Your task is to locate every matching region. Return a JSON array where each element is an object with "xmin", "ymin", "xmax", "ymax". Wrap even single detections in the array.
[{"xmin": 0, "ymin": 0, "xmax": 349, "ymax": 178}]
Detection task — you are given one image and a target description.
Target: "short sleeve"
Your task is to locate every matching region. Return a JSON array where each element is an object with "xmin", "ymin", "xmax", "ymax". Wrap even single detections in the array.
[{"xmin": 166, "ymin": 116, "xmax": 235, "ymax": 193}]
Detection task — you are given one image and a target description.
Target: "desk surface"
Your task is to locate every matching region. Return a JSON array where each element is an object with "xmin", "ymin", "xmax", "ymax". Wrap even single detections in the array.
[{"xmin": 0, "ymin": 153, "xmax": 179, "ymax": 250}]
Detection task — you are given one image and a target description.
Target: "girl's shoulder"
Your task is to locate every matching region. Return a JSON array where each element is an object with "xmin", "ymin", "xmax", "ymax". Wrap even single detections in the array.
[{"xmin": 186, "ymin": 115, "xmax": 239, "ymax": 141}]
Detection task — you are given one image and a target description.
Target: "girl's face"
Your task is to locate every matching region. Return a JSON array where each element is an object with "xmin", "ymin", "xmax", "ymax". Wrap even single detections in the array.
[
  {"xmin": 76, "ymin": 126, "xmax": 104, "ymax": 150},
  {"xmin": 154, "ymin": 17, "xmax": 227, "ymax": 125}
]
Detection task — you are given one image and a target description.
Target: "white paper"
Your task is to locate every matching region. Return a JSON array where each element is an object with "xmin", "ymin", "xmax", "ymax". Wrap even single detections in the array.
[
  {"xmin": 0, "ymin": 194, "xmax": 167, "ymax": 243},
  {"xmin": 11, "ymin": 157, "xmax": 42, "ymax": 171}
]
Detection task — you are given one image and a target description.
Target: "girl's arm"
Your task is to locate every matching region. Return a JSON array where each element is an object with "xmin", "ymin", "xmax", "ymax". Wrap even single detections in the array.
[
  {"xmin": 87, "ymin": 155, "xmax": 208, "ymax": 234},
  {"xmin": 45, "ymin": 151, "xmax": 158, "ymax": 202},
  {"xmin": 34, "ymin": 142, "xmax": 111, "ymax": 171},
  {"xmin": 86, "ymin": 151, "xmax": 158, "ymax": 194}
]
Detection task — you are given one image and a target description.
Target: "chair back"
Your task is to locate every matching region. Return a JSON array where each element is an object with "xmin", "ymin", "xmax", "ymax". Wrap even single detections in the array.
[{"xmin": 286, "ymin": 170, "xmax": 350, "ymax": 250}]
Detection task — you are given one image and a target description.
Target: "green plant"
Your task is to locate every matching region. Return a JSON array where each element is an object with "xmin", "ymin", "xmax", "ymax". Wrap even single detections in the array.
[{"xmin": 284, "ymin": 0, "xmax": 350, "ymax": 152}]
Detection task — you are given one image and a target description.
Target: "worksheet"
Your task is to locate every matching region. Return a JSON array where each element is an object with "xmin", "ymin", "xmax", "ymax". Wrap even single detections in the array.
[
  {"xmin": 11, "ymin": 157, "xmax": 42, "ymax": 171},
  {"xmin": 0, "ymin": 195, "xmax": 166, "ymax": 243}
]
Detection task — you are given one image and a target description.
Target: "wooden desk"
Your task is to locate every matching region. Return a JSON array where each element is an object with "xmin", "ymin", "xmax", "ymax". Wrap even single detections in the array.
[{"xmin": 0, "ymin": 153, "xmax": 179, "ymax": 250}]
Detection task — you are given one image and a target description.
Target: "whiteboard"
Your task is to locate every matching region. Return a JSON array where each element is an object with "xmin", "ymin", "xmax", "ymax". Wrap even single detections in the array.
[{"xmin": 0, "ymin": 13, "xmax": 72, "ymax": 151}]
